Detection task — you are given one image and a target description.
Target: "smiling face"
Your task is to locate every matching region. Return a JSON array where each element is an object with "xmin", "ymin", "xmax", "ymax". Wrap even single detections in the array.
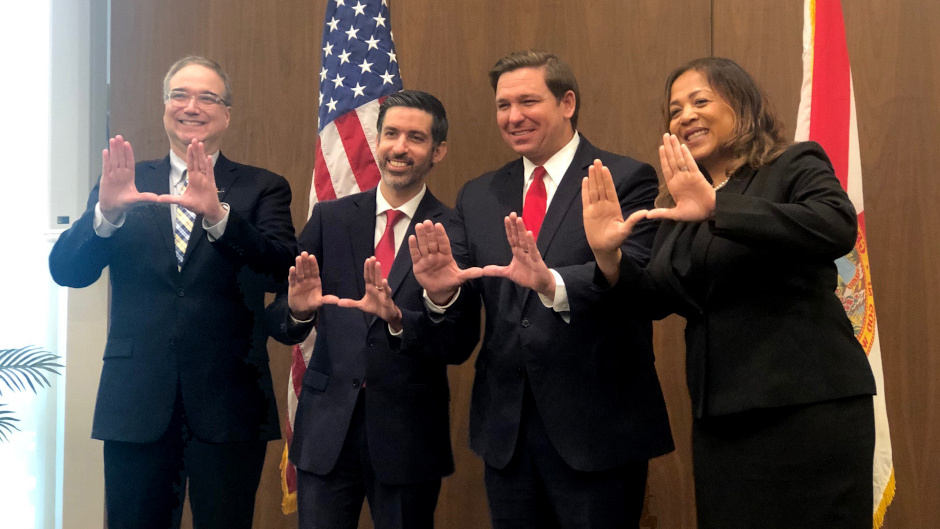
[
  {"xmin": 495, "ymin": 66, "xmax": 576, "ymax": 166},
  {"xmin": 376, "ymin": 106, "xmax": 446, "ymax": 203},
  {"xmin": 163, "ymin": 64, "xmax": 231, "ymax": 158},
  {"xmin": 667, "ymin": 69, "xmax": 736, "ymax": 177}
]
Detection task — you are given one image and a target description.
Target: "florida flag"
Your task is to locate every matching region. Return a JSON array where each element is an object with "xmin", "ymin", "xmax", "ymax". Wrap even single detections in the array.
[
  {"xmin": 280, "ymin": 0, "xmax": 402, "ymax": 514},
  {"xmin": 794, "ymin": 1, "xmax": 895, "ymax": 526}
]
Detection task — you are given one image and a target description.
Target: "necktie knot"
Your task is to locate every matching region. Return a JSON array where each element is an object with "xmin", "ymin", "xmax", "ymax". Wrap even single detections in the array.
[{"xmin": 522, "ymin": 166, "xmax": 548, "ymax": 241}]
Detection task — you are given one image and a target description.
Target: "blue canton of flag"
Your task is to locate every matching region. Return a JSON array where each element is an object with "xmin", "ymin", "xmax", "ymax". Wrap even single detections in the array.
[{"xmin": 318, "ymin": 0, "xmax": 401, "ymax": 133}]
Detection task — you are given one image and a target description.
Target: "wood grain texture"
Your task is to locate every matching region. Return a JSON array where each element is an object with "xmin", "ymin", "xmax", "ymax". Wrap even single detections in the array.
[{"xmin": 108, "ymin": 0, "xmax": 938, "ymax": 527}]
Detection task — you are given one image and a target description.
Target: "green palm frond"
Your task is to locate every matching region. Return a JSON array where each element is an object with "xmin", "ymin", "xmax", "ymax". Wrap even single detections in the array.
[
  {"xmin": 0, "ymin": 346, "xmax": 63, "ymax": 396},
  {"xmin": 0, "ymin": 404, "xmax": 21, "ymax": 442}
]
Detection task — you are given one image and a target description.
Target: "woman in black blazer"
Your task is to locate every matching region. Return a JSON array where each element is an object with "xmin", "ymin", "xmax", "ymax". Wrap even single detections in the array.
[{"xmin": 582, "ymin": 57, "xmax": 877, "ymax": 528}]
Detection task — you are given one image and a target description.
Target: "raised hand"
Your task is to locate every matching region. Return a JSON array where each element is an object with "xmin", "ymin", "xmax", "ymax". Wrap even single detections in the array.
[
  {"xmin": 98, "ymin": 135, "xmax": 161, "ymax": 223},
  {"xmin": 481, "ymin": 213, "xmax": 555, "ymax": 299},
  {"xmin": 157, "ymin": 139, "xmax": 227, "ymax": 224},
  {"xmin": 582, "ymin": 159, "xmax": 649, "ymax": 254},
  {"xmin": 581, "ymin": 160, "xmax": 649, "ymax": 286},
  {"xmin": 287, "ymin": 252, "xmax": 339, "ymax": 320},
  {"xmin": 647, "ymin": 133, "xmax": 715, "ymax": 221},
  {"xmin": 336, "ymin": 257, "xmax": 404, "ymax": 331},
  {"xmin": 409, "ymin": 220, "xmax": 483, "ymax": 305}
]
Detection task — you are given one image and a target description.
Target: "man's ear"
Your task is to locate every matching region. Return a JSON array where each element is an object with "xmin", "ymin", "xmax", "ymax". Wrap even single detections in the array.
[
  {"xmin": 560, "ymin": 90, "xmax": 576, "ymax": 120},
  {"xmin": 432, "ymin": 141, "xmax": 447, "ymax": 164}
]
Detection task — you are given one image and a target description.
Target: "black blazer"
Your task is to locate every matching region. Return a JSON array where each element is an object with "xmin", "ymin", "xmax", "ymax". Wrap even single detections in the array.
[
  {"xmin": 266, "ymin": 188, "xmax": 480, "ymax": 485},
  {"xmin": 49, "ymin": 154, "xmax": 297, "ymax": 443},
  {"xmin": 450, "ymin": 136, "xmax": 674, "ymax": 472},
  {"xmin": 615, "ymin": 142, "xmax": 877, "ymax": 418}
]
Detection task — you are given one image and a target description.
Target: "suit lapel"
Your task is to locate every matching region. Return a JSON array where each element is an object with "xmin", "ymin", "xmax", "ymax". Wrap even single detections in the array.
[
  {"xmin": 536, "ymin": 138, "xmax": 592, "ymax": 257},
  {"xmin": 138, "ymin": 157, "xmax": 176, "ymax": 256},
  {"xmin": 350, "ymin": 190, "xmax": 378, "ymax": 327}
]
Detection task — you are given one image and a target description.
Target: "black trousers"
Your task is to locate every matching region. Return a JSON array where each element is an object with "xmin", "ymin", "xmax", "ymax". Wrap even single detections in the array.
[
  {"xmin": 483, "ymin": 383, "xmax": 649, "ymax": 529},
  {"xmin": 296, "ymin": 391, "xmax": 442, "ymax": 529},
  {"xmin": 102, "ymin": 394, "xmax": 267, "ymax": 529}
]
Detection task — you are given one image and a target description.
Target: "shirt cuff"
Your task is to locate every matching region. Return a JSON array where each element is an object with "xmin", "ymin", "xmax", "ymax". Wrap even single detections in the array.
[
  {"xmin": 93, "ymin": 203, "xmax": 124, "ymax": 238},
  {"xmin": 204, "ymin": 203, "xmax": 230, "ymax": 241},
  {"xmin": 423, "ymin": 287, "xmax": 461, "ymax": 323},
  {"xmin": 289, "ymin": 311, "xmax": 316, "ymax": 325},
  {"xmin": 538, "ymin": 269, "xmax": 570, "ymax": 312},
  {"xmin": 388, "ymin": 323, "xmax": 403, "ymax": 336}
]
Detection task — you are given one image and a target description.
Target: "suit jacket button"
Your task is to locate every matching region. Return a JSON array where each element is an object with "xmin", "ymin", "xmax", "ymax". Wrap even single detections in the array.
[
  {"xmin": 516, "ymin": 367, "xmax": 525, "ymax": 378},
  {"xmin": 352, "ymin": 378, "xmax": 360, "ymax": 387},
  {"xmin": 177, "ymin": 289, "xmax": 185, "ymax": 297},
  {"xmin": 521, "ymin": 318, "xmax": 530, "ymax": 328}
]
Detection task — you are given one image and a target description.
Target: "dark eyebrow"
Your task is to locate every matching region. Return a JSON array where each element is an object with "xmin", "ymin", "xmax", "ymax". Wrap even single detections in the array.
[{"xmin": 669, "ymin": 88, "xmax": 712, "ymax": 107}]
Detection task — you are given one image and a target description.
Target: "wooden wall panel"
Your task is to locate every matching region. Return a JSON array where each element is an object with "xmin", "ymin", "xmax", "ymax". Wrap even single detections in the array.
[{"xmin": 108, "ymin": 0, "xmax": 939, "ymax": 527}]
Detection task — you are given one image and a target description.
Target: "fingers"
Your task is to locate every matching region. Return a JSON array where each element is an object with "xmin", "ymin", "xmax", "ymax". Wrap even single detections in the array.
[
  {"xmin": 456, "ymin": 266, "xmax": 485, "ymax": 281},
  {"xmin": 658, "ymin": 145, "xmax": 673, "ymax": 183},
  {"xmin": 504, "ymin": 213, "xmax": 522, "ymax": 249},
  {"xmin": 413, "ymin": 220, "xmax": 432, "ymax": 257},
  {"xmin": 363, "ymin": 256, "xmax": 378, "ymax": 288},
  {"xmin": 408, "ymin": 234, "xmax": 422, "ymax": 263},
  {"xmin": 432, "ymin": 223, "xmax": 451, "ymax": 255},
  {"xmin": 294, "ymin": 252, "xmax": 320, "ymax": 281},
  {"xmin": 102, "ymin": 148, "xmax": 111, "ymax": 180},
  {"xmin": 646, "ymin": 207, "xmax": 677, "ymax": 220},
  {"xmin": 679, "ymin": 143, "xmax": 700, "ymax": 175},
  {"xmin": 480, "ymin": 264, "xmax": 510, "ymax": 278},
  {"xmin": 110, "ymin": 136, "xmax": 124, "ymax": 169}
]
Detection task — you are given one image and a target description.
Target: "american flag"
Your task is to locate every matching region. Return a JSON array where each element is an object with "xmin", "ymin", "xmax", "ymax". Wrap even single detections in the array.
[
  {"xmin": 308, "ymin": 0, "xmax": 403, "ymax": 213},
  {"xmin": 280, "ymin": 0, "xmax": 402, "ymax": 514}
]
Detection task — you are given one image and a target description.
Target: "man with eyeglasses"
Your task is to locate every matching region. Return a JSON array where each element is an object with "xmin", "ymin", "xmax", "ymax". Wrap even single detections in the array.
[{"xmin": 49, "ymin": 56, "xmax": 296, "ymax": 529}]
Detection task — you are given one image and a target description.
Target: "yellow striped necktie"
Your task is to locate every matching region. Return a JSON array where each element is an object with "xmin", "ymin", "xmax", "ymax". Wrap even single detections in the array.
[{"xmin": 174, "ymin": 171, "xmax": 196, "ymax": 269}]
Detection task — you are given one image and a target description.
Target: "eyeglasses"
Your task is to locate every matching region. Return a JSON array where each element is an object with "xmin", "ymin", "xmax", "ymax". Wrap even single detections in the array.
[{"xmin": 165, "ymin": 90, "xmax": 229, "ymax": 108}]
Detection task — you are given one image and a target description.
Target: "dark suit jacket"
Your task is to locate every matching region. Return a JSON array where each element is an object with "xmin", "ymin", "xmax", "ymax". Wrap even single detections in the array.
[
  {"xmin": 49, "ymin": 154, "xmax": 296, "ymax": 443},
  {"xmin": 614, "ymin": 141, "xmax": 877, "ymax": 419},
  {"xmin": 450, "ymin": 136, "xmax": 674, "ymax": 472},
  {"xmin": 266, "ymin": 188, "xmax": 480, "ymax": 485}
]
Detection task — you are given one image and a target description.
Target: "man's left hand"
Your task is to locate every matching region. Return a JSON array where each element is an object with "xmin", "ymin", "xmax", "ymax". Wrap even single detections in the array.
[
  {"xmin": 481, "ymin": 213, "xmax": 556, "ymax": 300},
  {"xmin": 337, "ymin": 257, "xmax": 404, "ymax": 332},
  {"xmin": 158, "ymin": 139, "xmax": 226, "ymax": 224}
]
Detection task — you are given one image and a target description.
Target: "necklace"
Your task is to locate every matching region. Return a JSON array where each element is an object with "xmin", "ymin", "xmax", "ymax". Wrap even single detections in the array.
[{"xmin": 713, "ymin": 178, "xmax": 730, "ymax": 191}]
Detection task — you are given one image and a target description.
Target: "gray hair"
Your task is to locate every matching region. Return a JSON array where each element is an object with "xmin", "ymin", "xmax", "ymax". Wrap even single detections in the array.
[{"xmin": 163, "ymin": 56, "xmax": 233, "ymax": 106}]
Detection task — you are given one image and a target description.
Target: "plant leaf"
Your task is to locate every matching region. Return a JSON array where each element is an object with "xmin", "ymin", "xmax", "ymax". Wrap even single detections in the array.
[{"xmin": 0, "ymin": 346, "xmax": 63, "ymax": 396}]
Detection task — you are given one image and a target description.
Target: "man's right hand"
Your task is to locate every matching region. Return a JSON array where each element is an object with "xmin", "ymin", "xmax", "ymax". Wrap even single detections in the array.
[
  {"xmin": 98, "ymin": 136, "xmax": 161, "ymax": 224},
  {"xmin": 288, "ymin": 252, "xmax": 339, "ymax": 320},
  {"xmin": 409, "ymin": 221, "xmax": 482, "ymax": 306}
]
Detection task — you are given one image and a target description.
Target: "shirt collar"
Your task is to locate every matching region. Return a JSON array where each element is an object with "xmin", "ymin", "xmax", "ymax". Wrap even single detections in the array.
[
  {"xmin": 376, "ymin": 184, "xmax": 426, "ymax": 220},
  {"xmin": 169, "ymin": 150, "xmax": 221, "ymax": 187},
  {"xmin": 522, "ymin": 131, "xmax": 581, "ymax": 185}
]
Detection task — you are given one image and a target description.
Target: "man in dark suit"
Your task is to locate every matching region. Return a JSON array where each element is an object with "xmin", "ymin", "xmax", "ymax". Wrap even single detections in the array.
[
  {"xmin": 266, "ymin": 91, "xmax": 479, "ymax": 529},
  {"xmin": 48, "ymin": 56, "xmax": 296, "ymax": 529},
  {"xmin": 409, "ymin": 50, "xmax": 674, "ymax": 528}
]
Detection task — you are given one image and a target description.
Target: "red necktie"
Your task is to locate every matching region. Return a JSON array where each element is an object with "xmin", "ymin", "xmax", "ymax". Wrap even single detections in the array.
[
  {"xmin": 522, "ymin": 166, "xmax": 548, "ymax": 240},
  {"xmin": 375, "ymin": 209, "xmax": 405, "ymax": 279}
]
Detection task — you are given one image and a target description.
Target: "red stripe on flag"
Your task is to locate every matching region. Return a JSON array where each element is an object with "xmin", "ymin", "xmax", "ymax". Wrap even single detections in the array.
[
  {"xmin": 809, "ymin": 0, "xmax": 851, "ymax": 189},
  {"xmin": 313, "ymin": 137, "xmax": 337, "ymax": 202},
  {"xmin": 334, "ymin": 111, "xmax": 382, "ymax": 192},
  {"xmin": 290, "ymin": 344, "xmax": 306, "ymax": 397}
]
